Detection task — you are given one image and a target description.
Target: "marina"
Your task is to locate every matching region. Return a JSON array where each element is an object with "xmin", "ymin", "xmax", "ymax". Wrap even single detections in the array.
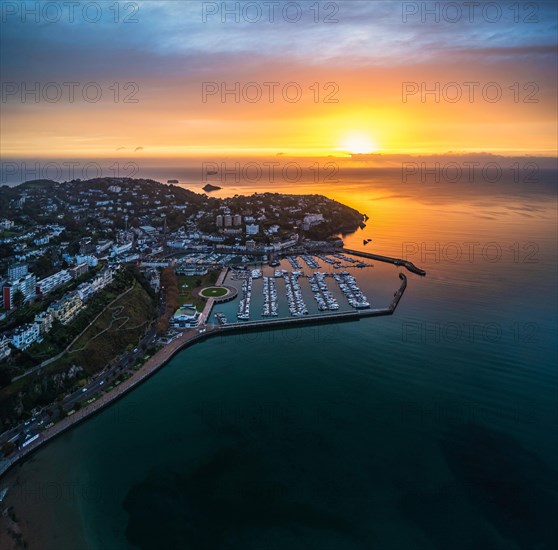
[{"xmin": 213, "ymin": 252, "xmax": 406, "ymax": 324}]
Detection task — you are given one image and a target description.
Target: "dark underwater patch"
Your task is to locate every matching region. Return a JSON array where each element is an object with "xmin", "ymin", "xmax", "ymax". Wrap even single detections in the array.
[
  {"xmin": 399, "ymin": 422, "xmax": 558, "ymax": 550},
  {"xmin": 122, "ymin": 446, "xmax": 352, "ymax": 550}
]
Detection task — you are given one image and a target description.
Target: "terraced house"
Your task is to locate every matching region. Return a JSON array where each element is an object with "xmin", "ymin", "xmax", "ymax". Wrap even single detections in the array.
[
  {"xmin": 48, "ymin": 292, "xmax": 84, "ymax": 325},
  {"xmin": 8, "ymin": 323, "xmax": 40, "ymax": 350}
]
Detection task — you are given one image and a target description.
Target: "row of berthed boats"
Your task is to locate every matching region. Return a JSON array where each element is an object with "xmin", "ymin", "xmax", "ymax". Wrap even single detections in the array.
[
  {"xmin": 335, "ymin": 253, "xmax": 371, "ymax": 268},
  {"xmin": 287, "ymin": 256, "xmax": 303, "ymax": 269},
  {"xmin": 300, "ymin": 255, "xmax": 321, "ymax": 269},
  {"xmin": 282, "ymin": 271, "xmax": 309, "ymax": 317},
  {"xmin": 262, "ymin": 276, "xmax": 279, "ymax": 317},
  {"xmin": 316, "ymin": 254, "xmax": 338, "ymax": 265},
  {"xmin": 333, "ymin": 271, "xmax": 370, "ymax": 309},
  {"xmin": 236, "ymin": 276, "xmax": 252, "ymax": 320},
  {"xmin": 332, "ymin": 253, "xmax": 358, "ymax": 263},
  {"xmin": 308, "ymin": 272, "xmax": 340, "ymax": 311},
  {"xmin": 316, "ymin": 254, "xmax": 371, "ymax": 269},
  {"xmin": 214, "ymin": 312, "xmax": 228, "ymax": 325}
]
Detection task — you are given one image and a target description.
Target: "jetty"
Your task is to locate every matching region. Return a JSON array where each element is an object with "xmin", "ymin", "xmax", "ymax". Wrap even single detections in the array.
[{"xmin": 342, "ymin": 248, "xmax": 426, "ymax": 276}]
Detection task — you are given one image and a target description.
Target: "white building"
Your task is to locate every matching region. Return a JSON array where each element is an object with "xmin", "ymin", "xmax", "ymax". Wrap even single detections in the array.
[
  {"xmin": 48, "ymin": 292, "xmax": 84, "ymax": 325},
  {"xmin": 246, "ymin": 224, "xmax": 259, "ymax": 236},
  {"xmin": 9, "ymin": 323, "xmax": 41, "ymax": 350},
  {"xmin": 77, "ymin": 283, "xmax": 94, "ymax": 302},
  {"xmin": 96, "ymin": 239, "xmax": 114, "ymax": 254},
  {"xmin": 272, "ymin": 235, "xmax": 299, "ymax": 251},
  {"xmin": 33, "ymin": 235, "xmax": 50, "ymax": 246},
  {"xmin": 77, "ymin": 269, "xmax": 114, "ymax": 301},
  {"xmin": 167, "ymin": 240, "xmax": 189, "ymax": 249},
  {"xmin": 8, "ymin": 262, "xmax": 28, "ymax": 282},
  {"xmin": 112, "ymin": 242, "xmax": 133, "ymax": 257},
  {"xmin": 34, "ymin": 311, "xmax": 54, "ymax": 334},
  {"xmin": 139, "ymin": 226, "xmax": 158, "ymax": 235},
  {"xmin": 170, "ymin": 306, "xmax": 201, "ymax": 329},
  {"xmin": 75, "ymin": 254, "xmax": 99, "ymax": 267},
  {"xmin": 202, "ymin": 235, "xmax": 225, "ymax": 243},
  {"xmin": 0, "ymin": 219, "xmax": 15, "ymax": 231},
  {"xmin": 302, "ymin": 213, "xmax": 324, "ymax": 230},
  {"xmin": 36, "ymin": 269, "xmax": 72, "ymax": 295},
  {"xmin": 2, "ymin": 273, "xmax": 37, "ymax": 310},
  {"xmin": 117, "ymin": 254, "xmax": 140, "ymax": 263}
]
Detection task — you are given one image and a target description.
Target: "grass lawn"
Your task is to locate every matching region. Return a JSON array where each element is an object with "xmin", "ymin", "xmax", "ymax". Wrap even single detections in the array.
[
  {"xmin": 177, "ymin": 269, "xmax": 220, "ymax": 311},
  {"xmin": 51, "ymin": 282, "xmax": 155, "ymax": 375},
  {"xmin": 200, "ymin": 286, "xmax": 228, "ymax": 298}
]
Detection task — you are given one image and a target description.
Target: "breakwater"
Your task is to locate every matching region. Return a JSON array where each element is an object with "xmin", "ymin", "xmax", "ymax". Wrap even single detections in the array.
[{"xmin": 342, "ymin": 248, "xmax": 426, "ymax": 276}]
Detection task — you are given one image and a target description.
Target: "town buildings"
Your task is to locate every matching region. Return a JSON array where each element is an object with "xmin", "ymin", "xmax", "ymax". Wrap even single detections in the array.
[
  {"xmin": 48, "ymin": 292, "xmax": 84, "ymax": 325},
  {"xmin": 9, "ymin": 322, "xmax": 41, "ymax": 350},
  {"xmin": 3, "ymin": 273, "xmax": 37, "ymax": 310},
  {"xmin": 36, "ymin": 269, "xmax": 72, "ymax": 295}
]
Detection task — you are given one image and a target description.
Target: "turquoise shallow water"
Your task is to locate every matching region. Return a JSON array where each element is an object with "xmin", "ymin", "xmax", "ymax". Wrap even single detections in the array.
[{"xmin": 4, "ymin": 176, "xmax": 558, "ymax": 550}]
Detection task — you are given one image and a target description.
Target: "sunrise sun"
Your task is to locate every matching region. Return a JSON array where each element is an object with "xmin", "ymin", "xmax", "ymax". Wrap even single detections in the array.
[{"xmin": 340, "ymin": 133, "xmax": 378, "ymax": 155}]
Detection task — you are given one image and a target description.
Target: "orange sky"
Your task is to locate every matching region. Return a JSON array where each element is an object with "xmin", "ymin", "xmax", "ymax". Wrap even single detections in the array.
[{"xmin": 1, "ymin": 2, "xmax": 557, "ymax": 160}]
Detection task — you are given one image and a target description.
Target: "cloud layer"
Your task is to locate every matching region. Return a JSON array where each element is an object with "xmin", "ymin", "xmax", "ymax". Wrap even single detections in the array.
[{"xmin": 1, "ymin": 1, "xmax": 556, "ymax": 157}]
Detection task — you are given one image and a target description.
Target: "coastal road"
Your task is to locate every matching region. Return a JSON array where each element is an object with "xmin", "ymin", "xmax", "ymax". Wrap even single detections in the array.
[
  {"xmin": 0, "ymin": 285, "xmax": 166, "ymax": 451},
  {"xmin": 0, "ymin": 324, "xmax": 157, "ymax": 451}
]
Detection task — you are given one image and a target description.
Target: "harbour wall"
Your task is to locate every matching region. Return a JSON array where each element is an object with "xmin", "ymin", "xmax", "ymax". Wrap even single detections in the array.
[{"xmin": 342, "ymin": 248, "xmax": 426, "ymax": 276}]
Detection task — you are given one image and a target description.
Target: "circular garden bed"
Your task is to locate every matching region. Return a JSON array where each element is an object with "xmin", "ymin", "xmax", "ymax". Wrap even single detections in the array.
[{"xmin": 199, "ymin": 286, "xmax": 229, "ymax": 298}]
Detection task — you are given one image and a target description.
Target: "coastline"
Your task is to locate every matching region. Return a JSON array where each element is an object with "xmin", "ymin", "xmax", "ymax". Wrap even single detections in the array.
[
  {"xmin": 0, "ymin": 253, "xmax": 421, "ymax": 483},
  {"xmin": 1, "ymin": 465, "xmax": 90, "ymax": 550}
]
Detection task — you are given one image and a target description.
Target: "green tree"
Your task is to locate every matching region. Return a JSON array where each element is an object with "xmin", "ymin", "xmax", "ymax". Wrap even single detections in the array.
[
  {"xmin": 0, "ymin": 243, "xmax": 14, "ymax": 259},
  {"xmin": 12, "ymin": 289, "xmax": 25, "ymax": 310},
  {"xmin": 33, "ymin": 252, "xmax": 55, "ymax": 278}
]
